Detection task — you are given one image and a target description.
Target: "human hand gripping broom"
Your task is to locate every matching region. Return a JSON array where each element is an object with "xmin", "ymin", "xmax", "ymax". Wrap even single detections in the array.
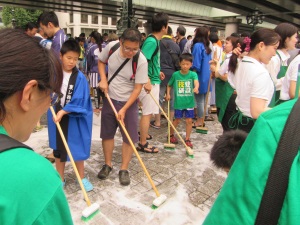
[
  {"xmin": 105, "ymin": 93, "xmax": 167, "ymax": 209},
  {"xmin": 149, "ymin": 92, "xmax": 194, "ymax": 158},
  {"xmin": 49, "ymin": 106, "xmax": 100, "ymax": 221}
]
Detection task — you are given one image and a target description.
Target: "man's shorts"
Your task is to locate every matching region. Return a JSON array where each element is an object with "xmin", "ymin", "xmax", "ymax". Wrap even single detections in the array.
[
  {"xmin": 174, "ymin": 108, "xmax": 194, "ymax": 119},
  {"xmin": 138, "ymin": 84, "xmax": 160, "ymax": 115},
  {"xmin": 100, "ymin": 98, "xmax": 139, "ymax": 144}
]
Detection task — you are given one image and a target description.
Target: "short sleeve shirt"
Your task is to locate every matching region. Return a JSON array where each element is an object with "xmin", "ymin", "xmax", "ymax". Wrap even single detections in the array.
[
  {"xmin": 168, "ymin": 71, "xmax": 198, "ymax": 109},
  {"xmin": 98, "ymin": 41, "xmax": 148, "ymax": 101},
  {"xmin": 234, "ymin": 56, "xmax": 274, "ymax": 117},
  {"xmin": 141, "ymin": 35, "xmax": 161, "ymax": 84}
]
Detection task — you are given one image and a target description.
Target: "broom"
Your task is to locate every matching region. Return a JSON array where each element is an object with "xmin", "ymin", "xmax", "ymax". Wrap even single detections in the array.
[
  {"xmin": 164, "ymin": 100, "xmax": 175, "ymax": 150},
  {"xmin": 196, "ymin": 76, "xmax": 212, "ymax": 134},
  {"xmin": 50, "ymin": 106, "xmax": 100, "ymax": 222},
  {"xmin": 149, "ymin": 92, "xmax": 194, "ymax": 158},
  {"xmin": 105, "ymin": 94, "xmax": 167, "ymax": 209}
]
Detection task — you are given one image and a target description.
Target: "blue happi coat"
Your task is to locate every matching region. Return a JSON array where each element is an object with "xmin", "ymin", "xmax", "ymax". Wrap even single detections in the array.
[
  {"xmin": 47, "ymin": 68, "xmax": 93, "ymax": 161},
  {"xmin": 191, "ymin": 42, "xmax": 212, "ymax": 94}
]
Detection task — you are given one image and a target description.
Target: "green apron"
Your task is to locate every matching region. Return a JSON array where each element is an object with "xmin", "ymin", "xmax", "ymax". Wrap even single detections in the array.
[
  {"xmin": 215, "ymin": 78, "xmax": 234, "ymax": 123},
  {"xmin": 275, "ymin": 52, "xmax": 288, "ymax": 105}
]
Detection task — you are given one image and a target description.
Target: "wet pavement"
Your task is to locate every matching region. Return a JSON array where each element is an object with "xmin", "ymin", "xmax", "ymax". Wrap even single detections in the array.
[{"xmin": 27, "ymin": 107, "xmax": 226, "ymax": 225}]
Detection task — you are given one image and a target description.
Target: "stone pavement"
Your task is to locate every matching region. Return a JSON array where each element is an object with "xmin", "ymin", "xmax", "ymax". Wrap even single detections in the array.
[{"xmin": 26, "ymin": 110, "xmax": 226, "ymax": 225}]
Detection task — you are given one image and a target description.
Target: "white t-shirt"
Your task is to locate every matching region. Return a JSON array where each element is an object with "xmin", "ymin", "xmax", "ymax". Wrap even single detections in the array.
[
  {"xmin": 234, "ymin": 56, "xmax": 274, "ymax": 118},
  {"xmin": 265, "ymin": 49, "xmax": 290, "ymax": 90},
  {"xmin": 212, "ymin": 45, "xmax": 223, "ymax": 64},
  {"xmin": 60, "ymin": 71, "xmax": 72, "ymax": 107},
  {"xmin": 98, "ymin": 41, "xmax": 148, "ymax": 101},
  {"xmin": 218, "ymin": 52, "xmax": 232, "ymax": 76},
  {"xmin": 280, "ymin": 54, "xmax": 300, "ymax": 100}
]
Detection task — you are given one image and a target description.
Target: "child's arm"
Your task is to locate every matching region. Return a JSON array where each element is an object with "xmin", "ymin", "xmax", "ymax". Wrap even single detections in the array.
[
  {"xmin": 193, "ymin": 80, "xmax": 199, "ymax": 94},
  {"xmin": 166, "ymin": 85, "xmax": 172, "ymax": 101},
  {"xmin": 54, "ymin": 109, "xmax": 69, "ymax": 123}
]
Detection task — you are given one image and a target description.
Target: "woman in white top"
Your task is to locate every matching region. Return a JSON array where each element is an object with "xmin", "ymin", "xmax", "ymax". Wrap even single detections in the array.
[
  {"xmin": 280, "ymin": 51, "xmax": 300, "ymax": 100},
  {"xmin": 211, "ymin": 36, "xmax": 238, "ymax": 131},
  {"xmin": 265, "ymin": 23, "xmax": 298, "ymax": 103},
  {"xmin": 230, "ymin": 28, "xmax": 280, "ymax": 133}
]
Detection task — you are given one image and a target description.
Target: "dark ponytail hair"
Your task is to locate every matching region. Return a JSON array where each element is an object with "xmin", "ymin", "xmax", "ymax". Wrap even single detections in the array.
[
  {"xmin": 249, "ymin": 28, "xmax": 281, "ymax": 51},
  {"xmin": 90, "ymin": 31, "xmax": 103, "ymax": 52},
  {"xmin": 228, "ymin": 37, "xmax": 247, "ymax": 73},
  {"xmin": 0, "ymin": 28, "xmax": 62, "ymax": 123},
  {"xmin": 192, "ymin": 26, "xmax": 212, "ymax": 55}
]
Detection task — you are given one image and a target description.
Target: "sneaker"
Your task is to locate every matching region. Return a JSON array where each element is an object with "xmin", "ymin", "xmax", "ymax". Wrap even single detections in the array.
[
  {"xmin": 170, "ymin": 134, "xmax": 178, "ymax": 144},
  {"xmin": 119, "ymin": 170, "xmax": 130, "ymax": 186},
  {"xmin": 185, "ymin": 139, "xmax": 193, "ymax": 148},
  {"xmin": 97, "ymin": 164, "xmax": 112, "ymax": 180},
  {"xmin": 81, "ymin": 177, "xmax": 94, "ymax": 192},
  {"xmin": 150, "ymin": 120, "xmax": 161, "ymax": 129},
  {"xmin": 62, "ymin": 179, "xmax": 66, "ymax": 188}
]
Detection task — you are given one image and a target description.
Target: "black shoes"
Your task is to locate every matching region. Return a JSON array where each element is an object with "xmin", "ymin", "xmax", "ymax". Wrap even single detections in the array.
[
  {"xmin": 98, "ymin": 165, "xmax": 130, "ymax": 186},
  {"xmin": 119, "ymin": 170, "xmax": 130, "ymax": 186},
  {"xmin": 97, "ymin": 164, "xmax": 112, "ymax": 180}
]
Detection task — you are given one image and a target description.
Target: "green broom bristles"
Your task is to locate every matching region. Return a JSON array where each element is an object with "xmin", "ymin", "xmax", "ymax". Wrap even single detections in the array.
[{"xmin": 81, "ymin": 209, "xmax": 100, "ymax": 222}]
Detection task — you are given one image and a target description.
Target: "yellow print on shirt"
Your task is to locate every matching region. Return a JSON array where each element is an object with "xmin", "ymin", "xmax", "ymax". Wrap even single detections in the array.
[{"xmin": 177, "ymin": 80, "xmax": 193, "ymax": 96}]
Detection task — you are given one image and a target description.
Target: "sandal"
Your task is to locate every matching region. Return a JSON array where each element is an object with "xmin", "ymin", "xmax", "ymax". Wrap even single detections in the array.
[
  {"xmin": 192, "ymin": 122, "xmax": 205, "ymax": 129},
  {"xmin": 136, "ymin": 142, "xmax": 158, "ymax": 153},
  {"xmin": 204, "ymin": 115, "xmax": 214, "ymax": 121},
  {"xmin": 138, "ymin": 132, "xmax": 152, "ymax": 140}
]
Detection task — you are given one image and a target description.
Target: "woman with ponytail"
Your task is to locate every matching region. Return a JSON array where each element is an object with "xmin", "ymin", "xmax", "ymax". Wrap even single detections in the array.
[{"xmin": 228, "ymin": 28, "xmax": 280, "ymax": 133}]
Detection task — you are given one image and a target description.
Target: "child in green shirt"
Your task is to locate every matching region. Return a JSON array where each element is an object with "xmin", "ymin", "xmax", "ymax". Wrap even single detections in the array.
[{"xmin": 166, "ymin": 53, "xmax": 199, "ymax": 148}]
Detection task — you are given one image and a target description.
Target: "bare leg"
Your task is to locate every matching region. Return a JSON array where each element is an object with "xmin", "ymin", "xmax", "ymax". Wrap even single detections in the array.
[
  {"xmin": 154, "ymin": 113, "xmax": 161, "ymax": 127},
  {"xmin": 185, "ymin": 118, "xmax": 193, "ymax": 140},
  {"xmin": 121, "ymin": 142, "xmax": 133, "ymax": 170},
  {"xmin": 139, "ymin": 114, "xmax": 152, "ymax": 145},
  {"xmin": 102, "ymin": 139, "xmax": 114, "ymax": 167},
  {"xmin": 55, "ymin": 158, "xmax": 66, "ymax": 181},
  {"xmin": 170, "ymin": 118, "xmax": 180, "ymax": 135},
  {"xmin": 75, "ymin": 161, "xmax": 85, "ymax": 179}
]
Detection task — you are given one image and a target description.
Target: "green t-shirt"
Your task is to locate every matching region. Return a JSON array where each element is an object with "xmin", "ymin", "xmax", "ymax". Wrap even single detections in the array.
[
  {"xmin": 0, "ymin": 126, "xmax": 73, "ymax": 225},
  {"xmin": 203, "ymin": 99, "xmax": 300, "ymax": 225},
  {"xmin": 168, "ymin": 71, "xmax": 198, "ymax": 109},
  {"xmin": 141, "ymin": 35, "xmax": 161, "ymax": 84}
]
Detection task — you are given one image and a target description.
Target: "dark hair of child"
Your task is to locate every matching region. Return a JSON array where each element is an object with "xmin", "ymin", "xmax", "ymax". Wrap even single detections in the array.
[
  {"xmin": 60, "ymin": 39, "xmax": 81, "ymax": 56},
  {"xmin": 180, "ymin": 53, "xmax": 193, "ymax": 63},
  {"xmin": 210, "ymin": 129, "xmax": 248, "ymax": 169}
]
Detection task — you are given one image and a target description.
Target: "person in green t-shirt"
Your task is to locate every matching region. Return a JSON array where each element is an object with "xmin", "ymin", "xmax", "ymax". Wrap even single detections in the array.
[
  {"xmin": 0, "ymin": 28, "xmax": 73, "ymax": 225},
  {"xmin": 166, "ymin": 53, "xmax": 199, "ymax": 148},
  {"xmin": 137, "ymin": 12, "xmax": 169, "ymax": 153}
]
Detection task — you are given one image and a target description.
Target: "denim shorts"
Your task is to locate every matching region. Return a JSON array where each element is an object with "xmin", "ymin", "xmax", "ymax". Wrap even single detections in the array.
[{"xmin": 174, "ymin": 109, "xmax": 194, "ymax": 119}]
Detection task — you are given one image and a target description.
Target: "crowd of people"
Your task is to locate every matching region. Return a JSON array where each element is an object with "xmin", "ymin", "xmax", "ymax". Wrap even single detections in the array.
[{"xmin": 0, "ymin": 9, "xmax": 299, "ymax": 224}]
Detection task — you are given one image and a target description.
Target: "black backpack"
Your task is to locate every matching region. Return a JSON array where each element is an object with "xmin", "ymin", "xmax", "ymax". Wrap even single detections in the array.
[
  {"xmin": 107, "ymin": 42, "xmax": 140, "ymax": 81},
  {"xmin": 0, "ymin": 134, "xmax": 32, "ymax": 153},
  {"xmin": 160, "ymin": 38, "xmax": 181, "ymax": 70}
]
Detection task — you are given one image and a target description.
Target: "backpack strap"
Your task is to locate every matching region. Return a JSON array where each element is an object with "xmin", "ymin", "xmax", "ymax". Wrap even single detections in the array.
[
  {"xmin": 106, "ymin": 41, "xmax": 140, "ymax": 82},
  {"xmin": 0, "ymin": 134, "xmax": 33, "ymax": 153},
  {"xmin": 255, "ymin": 97, "xmax": 300, "ymax": 225},
  {"xmin": 107, "ymin": 42, "xmax": 121, "ymax": 61}
]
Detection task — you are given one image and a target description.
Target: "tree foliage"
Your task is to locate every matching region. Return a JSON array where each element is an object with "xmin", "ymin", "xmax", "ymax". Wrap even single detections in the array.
[{"xmin": 2, "ymin": 6, "xmax": 42, "ymax": 28}]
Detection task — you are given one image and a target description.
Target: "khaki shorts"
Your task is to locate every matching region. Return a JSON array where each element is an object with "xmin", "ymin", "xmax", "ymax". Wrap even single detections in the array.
[{"xmin": 139, "ymin": 84, "xmax": 160, "ymax": 115}]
